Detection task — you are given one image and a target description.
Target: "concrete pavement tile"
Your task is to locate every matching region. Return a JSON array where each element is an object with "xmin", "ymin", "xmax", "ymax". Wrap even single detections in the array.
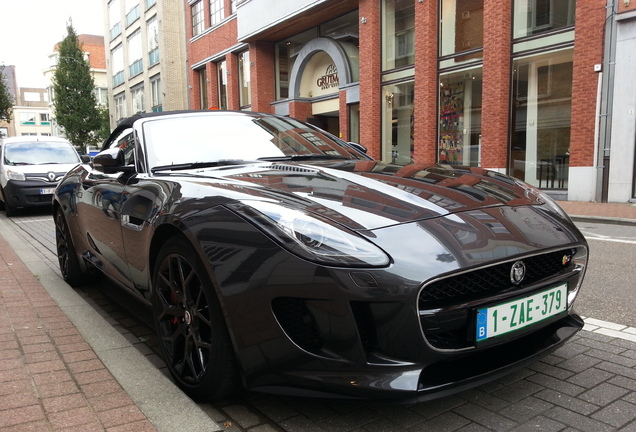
[
  {"xmin": 498, "ymin": 396, "xmax": 554, "ymax": 423},
  {"xmin": 591, "ymin": 399, "xmax": 636, "ymax": 428},
  {"xmin": 534, "ymin": 388, "xmax": 598, "ymax": 415},
  {"xmin": 578, "ymin": 382, "xmax": 630, "ymax": 406},
  {"xmin": 508, "ymin": 416, "xmax": 565, "ymax": 432}
]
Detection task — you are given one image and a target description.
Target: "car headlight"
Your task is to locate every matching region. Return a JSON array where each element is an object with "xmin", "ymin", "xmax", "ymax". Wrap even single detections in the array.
[
  {"xmin": 6, "ymin": 169, "xmax": 26, "ymax": 181},
  {"xmin": 230, "ymin": 200, "xmax": 390, "ymax": 267}
]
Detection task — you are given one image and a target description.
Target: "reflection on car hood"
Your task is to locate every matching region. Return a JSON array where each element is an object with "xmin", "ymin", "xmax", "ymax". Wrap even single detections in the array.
[{"xmin": 186, "ymin": 160, "xmax": 545, "ymax": 230}]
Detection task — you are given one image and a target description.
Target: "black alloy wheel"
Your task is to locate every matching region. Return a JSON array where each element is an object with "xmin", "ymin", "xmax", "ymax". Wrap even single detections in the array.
[
  {"xmin": 54, "ymin": 207, "xmax": 90, "ymax": 287},
  {"xmin": 152, "ymin": 237, "xmax": 239, "ymax": 401}
]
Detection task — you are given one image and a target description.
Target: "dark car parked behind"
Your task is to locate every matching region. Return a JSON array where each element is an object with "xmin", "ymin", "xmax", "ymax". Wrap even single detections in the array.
[{"xmin": 53, "ymin": 110, "xmax": 588, "ymax": 402}]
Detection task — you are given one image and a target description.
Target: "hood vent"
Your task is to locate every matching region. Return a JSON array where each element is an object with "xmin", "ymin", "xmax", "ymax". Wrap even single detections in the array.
[{"xmin": 265, "ymin": 164, "xmax": 318, "ymax": 174}]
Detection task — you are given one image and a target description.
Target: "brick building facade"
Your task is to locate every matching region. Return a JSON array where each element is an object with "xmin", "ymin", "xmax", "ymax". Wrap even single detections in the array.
[{"xmin": 175, "ymin": 0, "xmax": 632, "ymax": 202}]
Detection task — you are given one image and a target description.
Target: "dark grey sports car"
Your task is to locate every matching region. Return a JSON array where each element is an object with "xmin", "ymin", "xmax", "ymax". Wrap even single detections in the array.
[{"xmin": 53, "ymin": 110, "xmax": 588, "ymax": 402}]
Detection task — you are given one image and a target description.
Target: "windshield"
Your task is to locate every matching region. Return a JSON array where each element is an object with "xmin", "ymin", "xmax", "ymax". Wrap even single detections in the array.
[
  {"xmin": 142, "ymin": 113, "xmax": 365, "ymax": 171},
  {"xmin": 4, "ymin": 141, "xmax": 80, "ymax": 165}
]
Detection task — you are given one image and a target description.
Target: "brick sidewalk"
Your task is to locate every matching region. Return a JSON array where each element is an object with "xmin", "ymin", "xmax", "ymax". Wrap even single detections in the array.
[{"xmin": 0, "ymin": 233, "xmax": 158, "ymax": 432}]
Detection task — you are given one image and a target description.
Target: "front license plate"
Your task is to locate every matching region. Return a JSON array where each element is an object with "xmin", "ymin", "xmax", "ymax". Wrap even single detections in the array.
[
  {"xmin": 476, "ymin": 284, "xmax": 567, "ymax": 342},
  {"xmin": 40, "ymin": 188, "xmax": 56, "ymax": 195}
]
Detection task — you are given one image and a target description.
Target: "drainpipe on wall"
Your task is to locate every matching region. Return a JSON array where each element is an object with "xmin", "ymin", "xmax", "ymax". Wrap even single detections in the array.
[{"xmin": 596, "ymin": 0, "xmax": 618, "ymax": 202}]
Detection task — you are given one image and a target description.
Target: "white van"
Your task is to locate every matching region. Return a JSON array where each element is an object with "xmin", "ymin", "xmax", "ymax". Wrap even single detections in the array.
[{"xmin": 0, "ymin": 136, "xmax": 84, "ymax": 216}]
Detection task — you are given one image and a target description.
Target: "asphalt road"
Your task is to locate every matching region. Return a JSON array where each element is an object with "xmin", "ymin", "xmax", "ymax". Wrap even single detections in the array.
[{"xmin": 574, "ymin": 221, "xmax": 636, "ymax": 328}]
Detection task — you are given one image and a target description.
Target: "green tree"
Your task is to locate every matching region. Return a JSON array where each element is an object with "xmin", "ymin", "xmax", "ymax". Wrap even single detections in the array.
[
  {"xmin": 0, "ymin": 66, "xmax": 13, "ymax": 124},
  {"xmin": 52, "ymin": 22, "xmax": 101, "ymax": 154}
]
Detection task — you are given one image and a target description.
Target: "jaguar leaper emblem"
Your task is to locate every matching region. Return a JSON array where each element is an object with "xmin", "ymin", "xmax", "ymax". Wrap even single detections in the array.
[{"xmin": 510, "ymin": 260, "xmax": 526, "ymax": 285}]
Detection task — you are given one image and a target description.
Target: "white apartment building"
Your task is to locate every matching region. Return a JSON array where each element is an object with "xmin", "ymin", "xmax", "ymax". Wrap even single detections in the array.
[{"xmin": 104, "ymin": 0, "xmax": 189, "ymax": 128}]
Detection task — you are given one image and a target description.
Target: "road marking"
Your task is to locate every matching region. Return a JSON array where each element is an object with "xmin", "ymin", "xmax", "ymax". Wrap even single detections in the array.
[
  {"xmin": 583, "ymin": 317, "xmax": 636, "ymax": 343},
  {"xmin": 584, "ymin": 236, "xmax": 636, "ymax": 245}
]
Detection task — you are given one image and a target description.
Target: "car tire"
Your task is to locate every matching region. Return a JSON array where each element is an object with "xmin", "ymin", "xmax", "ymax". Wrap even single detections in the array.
[
  {"xmin": 152, "ymin": 237, "xmax": 240, "ymax": 401},
  {"xmin": 54, "ymin": 207, "xmax": 91, "ymax": 287}
]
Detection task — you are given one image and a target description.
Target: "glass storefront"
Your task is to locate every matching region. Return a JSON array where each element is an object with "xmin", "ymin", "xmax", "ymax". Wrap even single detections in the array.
[
  {"xmin": 382, "ymin": 81, "xmax": 414, "ymax": 164},
  {"xmin": 238, "ymin": 51, "xmax": 251, "ymax": 109},
  {"xmin": 438, "ymin": 66, "xmax": 482, "ymax": 166},
  {"xmin": 510, "ymin": 48, "xmax": 573, "ymax": 189}
]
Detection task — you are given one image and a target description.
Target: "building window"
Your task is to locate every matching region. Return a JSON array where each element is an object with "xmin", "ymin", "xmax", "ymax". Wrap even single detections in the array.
[
  {"xmin": 19, "ymin": 112, "xmax": 36, "ymax": 125},
  {"xmin": 40, "ymin": 113, "xmax": 51, "ymax": 125},
  {"xmin": 230, "ymin": 0, "xmax": 237, "ymax": 14},
  {"xmin": 146, "ymin": 0, "xmax": 156, "ymax": 9},
  {"xmin": 112, "ymin": 45, "xmax": 125, "ymax": 87},
  {"xmin": 192, "ymin": 0, "xmax": 204, "ymax": 37},
  {"xmin": 114, "ymin": 92, "xmax": 127, "ymax": 123},
  {"xmin": 198, "ymin": 68, "xmax": 208, "ymax": 109},
  {"xmin": 439, "ymin": 0, "xmax": 484, "ymax": 59},
  {"xmin": 151, "ymin": 75, "xmax": 162, "ymax": 112},
  {"xmin": 95, "ymin": 87, "xmax": 108, "ymax": 106},
  {"xmin": 509, "ymin": 48, "xmax": 573, "ymax": 189},
  {"xmin": 513, "ymin": 0, "xmax": 575, "ymax": 39},
  {"xmin": 109, "ymin": 0, "xmax": 122, "ymax": 40},
  {"xmin": 438, "ymin": 66, "xmax": 483, "ymax": 166},
  {"xmin": 382, "ymin": 0, "xmax": 415, "ymax": 71},
  {"xmin": 125, "ymin": 0, "xmax": 140, "ymax": 27},
  {"xmin": 349, "ymin": 103, "xmax": 360, "ymax": 144},
  {"xmin": 238, "ymin": 51, "xmax": 251, "ymax": 108},
  {"xmin": 210, "ymin": 0, "xmax": 224, "ymax": 26},
  {"xmin": 382, "ymin": 80, "xmax": 414, "ymax": 164},
  {"xmin": 147, "ymin": 16, "xmax": 159, "ymax": 67},
  {"xmin": 131, "ymin": 85, "xmax": 145, "ymax": 113},
  {"xmin": 128, "ymin": 31, "xmax": 143, "ymax": 78},
  {"xmin": 217, "ymin": 61, "xmax": 227, "ymax": 110}
]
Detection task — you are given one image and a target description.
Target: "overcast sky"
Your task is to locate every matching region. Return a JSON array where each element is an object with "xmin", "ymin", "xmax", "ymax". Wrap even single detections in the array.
[{"xmin": 1, "ymin": 0, "xmax": 104, "ymax": 88}]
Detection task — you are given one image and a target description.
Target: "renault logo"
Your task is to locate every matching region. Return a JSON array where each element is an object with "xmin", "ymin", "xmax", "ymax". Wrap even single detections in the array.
[
  {"xmin": 510, "ymin": 261, "xmax": 526, "ymax": 285},
  {"xmin": 47, "ymin": 172, "xmax": 56, "ymax": 182}
]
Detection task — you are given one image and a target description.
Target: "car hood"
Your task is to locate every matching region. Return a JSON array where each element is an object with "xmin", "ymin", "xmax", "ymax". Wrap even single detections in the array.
[
  {"xmin": 5, "ymin": 162, "xmax": 80, "ymax": 175},
  {"xmin": 181, "ymin": 160, "xmax": 548, "ymax": 231}
]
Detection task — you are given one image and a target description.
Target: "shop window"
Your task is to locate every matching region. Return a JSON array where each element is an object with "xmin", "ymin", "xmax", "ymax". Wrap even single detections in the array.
[
  {"xmin": 510, "ymin": 48, "xmax": 573, "ymax": 189},
  {"xmin": 513, "ymin": 0, "xmax": 575, "ymax": 39},
  {"xmin": 382, "ymin": 81, "xmax": 414, "ymax": 164},
  {"xmin": 382, "ymin": 0, "xmax": 415, "ymax": 71},
  {"xmin": 438, "ymin": 66, "xmax": 483, "ymax": 166},
  {"xmin": 20, "ymin": 113, "xmax": 36, "ymax": 125}
]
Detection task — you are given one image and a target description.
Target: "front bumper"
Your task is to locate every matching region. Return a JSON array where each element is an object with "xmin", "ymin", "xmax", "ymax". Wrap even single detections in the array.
[{"xmin": 2, "ymin": 179, "xmax": 58, "ymax": 209}]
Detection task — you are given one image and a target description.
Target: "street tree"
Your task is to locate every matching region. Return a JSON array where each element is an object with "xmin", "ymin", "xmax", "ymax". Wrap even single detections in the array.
[
  {"xmin": 0, "ymin": 66, "xmax": 13, "ymax": 124},
  {"xmin": 52, "ymin": 22, "xmax": 101, "ymax": 154}
]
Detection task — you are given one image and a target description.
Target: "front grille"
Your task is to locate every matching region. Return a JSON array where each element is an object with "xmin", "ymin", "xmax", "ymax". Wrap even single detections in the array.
[
  {"xmin": 419, "ymin": 248, "xmax": 578, "ymax": 350},
  {"xmin": 420, "ymin": 248, "xmax": 577, "ymax": 308}
]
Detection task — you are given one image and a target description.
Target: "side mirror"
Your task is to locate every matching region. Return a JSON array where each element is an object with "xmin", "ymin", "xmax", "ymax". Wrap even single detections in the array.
[
  {"xmin": 93, "ymin": 148, "xmax": 135, "ymax": 174},
  {"xmin": 80, "ymin": 154, "xmax": 91, "ymax": 164},
  {"xmin": 347, "ymin": 142, "xmax": 368, "ymax": 154}
]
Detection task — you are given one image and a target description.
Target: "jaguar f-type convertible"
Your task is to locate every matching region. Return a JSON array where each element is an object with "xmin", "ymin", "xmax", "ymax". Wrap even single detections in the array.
[{"xmin": 53, "ymin": 110, "xmax": 588, "ymax": 402}]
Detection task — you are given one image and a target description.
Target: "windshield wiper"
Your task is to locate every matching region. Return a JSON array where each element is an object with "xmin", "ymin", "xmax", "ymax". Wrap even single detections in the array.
[
  {"xmin": 258, "ymin": 154, "xmax": 350, "ymax": 162},
  {"xmin": 151, "ymin": 160, "xmax": 255, "ymax": 172}
]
